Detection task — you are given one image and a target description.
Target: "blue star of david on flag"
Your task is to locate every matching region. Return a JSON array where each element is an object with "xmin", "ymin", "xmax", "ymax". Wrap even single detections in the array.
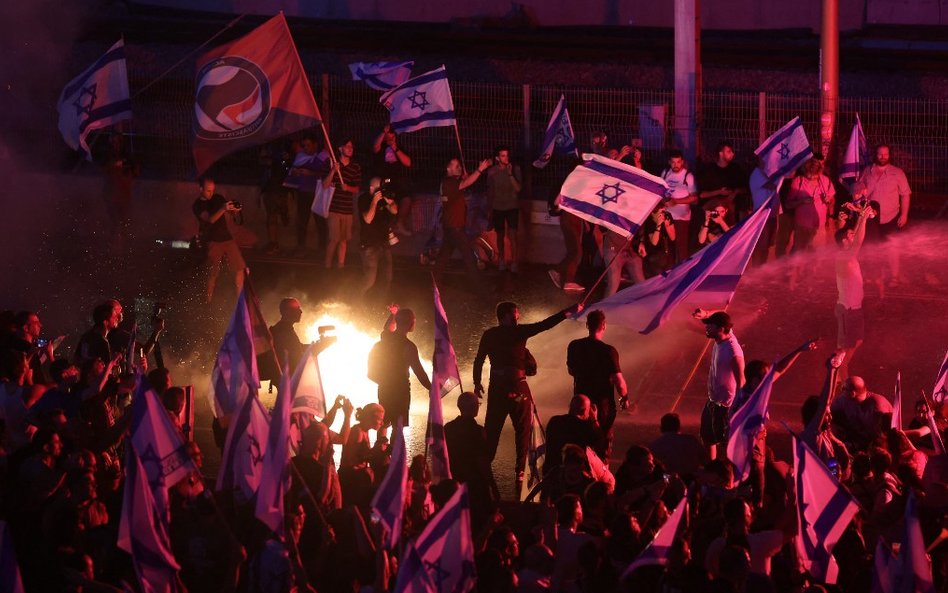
[
  {"xmin": 73, "ymin": 84, "xmax": 97, "ymax": 117},
  {"xmin": 778, "ymin": 142, "xmax": 791, "ymax": 160},
  {"xmin": 596, "ymin": 182, "xmax": 624, "ymax": 205},
  {"xmin": 424, "ymin": 558, "xmax": 451, "ymax": 590},
  {"xmin": 408, "ymin": 89, "xmax": 430, "ymax": 110},
  {"xmin": 755, "ymin": 117, "xmax": 812, "ymax": 187}
]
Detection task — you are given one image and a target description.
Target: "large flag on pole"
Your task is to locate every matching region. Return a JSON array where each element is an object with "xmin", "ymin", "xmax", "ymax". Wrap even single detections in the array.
[
  {"xmin": 932, "ymin": 348, "xmax": 948, "ymax": 405},
  {"xmin": 792, "ymin": 436, "xmax": 859, "ymax": 584},
  {"xmin": 255, "ymin": 364, "xmax": 293, "ymax": 537},
  {"xmin": 727, "ymin": 364, "xmax": 777, "ymax": 483},
  {"xmin": 349, "ymin": 61, "xmax": 414, "ymax": 91},
  {"xmin": 587, "ymin": 196, "xmax": 774, "ymax": 334},
  {"xmin": 892, "ymin": 371, "xmax": 903, "ymax": 431},
  {"xmin": 556, "ymin": 153, "xmax": 667, "ymax": 238},
  {"xmin": 754, "ymin": 117, "xmax": 813, "ymax": 188},
  {"xmin": 118, "ymin": 449, "xmax": 184, "ymax": 593},
  {"xmin": 57, "ymin": 38, "xmax": 132, "ymax": 157},
  {"xmin": 426, "ymin": 380, "xmax": 451, "ymax": 483},
  {"xmin": 216, "ymin": 392, "xmax": 270, "ymax": 504},
  {"xmin": 840, "ymin": 114, "xmax": 869, "ymax": 186},
  {"xmin": 372, "ymin": 418, "xmax": 408, "ymax": 549},
  {"xmin": 533, "ymin": 94, "xmax": 578, "ymax": 168},
  {"xmin": 0, "ymin": 521, "xmax": 25, "ymax": 593},
  {"xmin": 290, "ymin": 343, "xmax": 328, "ymax": 420},
  {"xmin": 393, "ymin": 485, "xmax": 476, "ymax": 593},
  {"xmin": 129, "ymin": 378, "xmax": 197, "ymax": 517},
  {"xmin": 380, "ymin": 66, "xmax": 456, "ymax": 134},
  {"xmin": 432, "ymin": 279, "xmax": 461, "ymax": 396},
  {"xmin": 193, "ymin": 13, "xmax": 322, "ymax": 175},
  {"xmin": 621, "ymin": 493, "xmax": 689, "ymax": 578},
  {"xmin": 210, "ymin": 284, "xmax": 273, "ymax": 418}
]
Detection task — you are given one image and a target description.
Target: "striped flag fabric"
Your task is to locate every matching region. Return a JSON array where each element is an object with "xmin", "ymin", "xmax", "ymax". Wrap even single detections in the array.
[
  {"xmin": 892, "ymin": 371, "xmax": 902, "ymax": 431},
  {"xmin": 727, "ymin": 364, "xmax": 777, "ymax": 483},
  {"xmin": 192, "ymin": 13, "xmax": 322, "ymax": 175},
  {"xmin": 290, "ymin": 342, "xmax": 328, "ymax": 420},
  {"xmin": 371, "ymin": 417, "xmax": 408, "ymax": 549},
  {"xmin": 210, "ymin": 283, "xmax": 274, "ymax": 418},
  {"xmin": 872, "ymin": 539, "xmax": 897, "ymax": 593},
  {"xmin": 840, "ymin": 114, "xmax": 869, "ymax": 186},
  {"xmin": 792, "ymin": 435, "xmax": 859, "ymax": 584},
  {"xmin": 897, "ymin": 492, "xmax": 937, "ymax": 593},
  {"xmin": 432, "ymin": 278, "xmax": 461, "ymax": 396},
  {"xmin": 0, "ymin": 521, "xmax": 25, "ymax": 593},
  {"xmin": 527, "ymin": 409, "xmax": 546, "ymax": 490},
  {"xmin": 556, "ymin": 153, "xmax": 667, "ymax": 238},
  {"xmin": 380, "ymin": 66, "xmax": 456, "ymax": 134},
  {"xmin": 349, "ymin": 61, "xmax": 414, "ymax": 91},
  {"xmin": 621, "ymin": 493, "xmax": 688, "ymax": 578},
  {"xmin": 754, "ymin": 117, "xmax": 813, "ymax": 188},
  {"xmin": 393, "ymin": 485, "xmax": 476, "ymax": 593},
  {"xmin": 533, "ymin": 94, "xmax": 578, "ymax": 168},
  {"xmin": 933, "ymin": 348, "xmax": 948, "ymax": 405},
  {"xmin": 129, "ymin": 378, "xmax": 196, "ymax": 518},
  {"xmin": 216, "ymin": 392, "xmax": 270, "ymax": 504},
  {"xmin": 426, "ymin": 379, "xmax": 451, "ymax": 483},
  {"xmin": 57, "ymin": 38, "xmax": 132, "ymax": 157},
  {"xmin": 587, "ymin": 196, "xmax": 774, "ymax": 334},
  {"xmin": 255, "ymin": 364, "xmax": 293, "ymax": 537},
  {"xmin": 118, "ymin": 448, "xmax": 184, "ymax": 593}
]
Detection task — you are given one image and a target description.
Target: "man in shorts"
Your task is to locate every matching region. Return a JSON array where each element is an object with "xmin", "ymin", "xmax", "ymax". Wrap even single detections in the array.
[{"xmin": 693, "ymin": 309, "xmax": 745, "ymax": 459}]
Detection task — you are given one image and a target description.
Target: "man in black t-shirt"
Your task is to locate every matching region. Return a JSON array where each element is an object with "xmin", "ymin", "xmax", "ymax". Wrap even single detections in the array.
[
  {"xmin": 566, "ymin": 310, "xmax": 628, "ymax": 443},
  {"xmin": 358, "ymin": 177, "xmax": 398, "ymax": 301},
  {"xmin": 698, "ymin": 141, "xmax": 749, "ymax": 222},
  {"xmin": 371, "ymin": 307, "xmax": 431, "ymax": 428},
  {"xmin": 193, "ymin": 177, "xmax": 246, "ymax": 303}
]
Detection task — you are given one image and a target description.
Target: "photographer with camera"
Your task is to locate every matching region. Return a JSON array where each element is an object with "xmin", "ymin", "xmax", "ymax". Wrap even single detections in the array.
[
  {"xmin": 698, "ymin": 201, "xmax": 731, "ymax": 246},
  {"xmin": 193, "ymin": 176, "xmax": 246, "ymax": 304},
  {"xmin": 358, "ymin": 177, "xmax": 398, "ymax": 302}
]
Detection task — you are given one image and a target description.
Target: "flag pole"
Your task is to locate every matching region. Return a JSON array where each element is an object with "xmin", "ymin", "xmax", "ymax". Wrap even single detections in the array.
[
  {"xmin": 131, "ymin": 14, "xmax": 248, "ymax": 100},
  {"xmin": 578, "ymin": 234, "xmax": 634, "ymax": 307},
  {"xmin": 453, "ymin": 122, "xmax": 468, "ymax": 175}
]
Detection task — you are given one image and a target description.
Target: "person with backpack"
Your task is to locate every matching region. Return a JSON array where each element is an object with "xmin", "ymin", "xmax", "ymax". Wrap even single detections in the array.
[
  {"xmin": 660, "ymin": 150, "xmax": 698, "ymax": 265},
  {"xmin": 367, "ymin": 305, "xmax": 431, "ymax": 428}
]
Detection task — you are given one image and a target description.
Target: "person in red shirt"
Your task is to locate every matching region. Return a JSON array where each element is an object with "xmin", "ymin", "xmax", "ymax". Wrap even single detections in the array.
[{"xmin": 435, "ymin": 157, "xmax": 492, "ymax": 280}]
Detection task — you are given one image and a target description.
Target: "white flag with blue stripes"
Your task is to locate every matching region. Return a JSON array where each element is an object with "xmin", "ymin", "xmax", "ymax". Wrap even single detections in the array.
[
  {"xmin": 622, "ymin": 493, "xmax": 688, "ymax": 578},
  {"xmin": 57, "ymin": 39, "xmax": 132, "ymax": 157},
  {"xmin": 586, "ymin": 196, "xmax": 774, "ymax": 334},
  {"xmin": 932, "ymin": 348, "xmax": 948, "ymax": 405},
  {"xmin": 755, "ymin": 117, "xmax": 813, "ymax": 188},
  {"xmin": 840, "ymin": 114, "xmax": 869, "ymax": 186},
  {"xmin": 349, "ymin": 61, "xmax": 414, "ymax": 91},
  {"xmin": 534, "ymin": 94, "xmax": 578, "ymax": 168},
  {"xmin": 371, "ymin": 418, "xmax": 408, "ymax": 549},
  {"xmin": 380, "ymin": 66, "xmax": 456, "ymax": 134},
  {"xmin": 793, "ymin": 436, "xmax": 859, "ymax": 584},
  {"xmin": 727, "ymin": 364, "xmax": 777, "ymax": 483},
  {"xmin": 556, "ymin": 153, "xmax": 667, "ymax": 238}
]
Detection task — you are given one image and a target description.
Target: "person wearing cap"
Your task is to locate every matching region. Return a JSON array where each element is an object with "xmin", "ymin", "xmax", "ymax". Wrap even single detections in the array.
[{"xmin": 693, "ymin": 308, "xmax": 745, "ymax": 459}]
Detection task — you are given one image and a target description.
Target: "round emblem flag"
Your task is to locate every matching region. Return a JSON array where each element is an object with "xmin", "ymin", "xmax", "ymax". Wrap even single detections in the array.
[{"xmin": 194, "ymin": 56, "xmax": 271, "ymax": 140}]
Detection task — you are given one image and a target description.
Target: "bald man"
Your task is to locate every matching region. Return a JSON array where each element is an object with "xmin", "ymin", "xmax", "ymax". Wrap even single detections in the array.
[
  {"xmin": 830, "ymin": 376, "xmax": 893, "ymax": 452},
  {"xmin": 270, "ymin": 298, "xmax": 304, "ymax": 374}
]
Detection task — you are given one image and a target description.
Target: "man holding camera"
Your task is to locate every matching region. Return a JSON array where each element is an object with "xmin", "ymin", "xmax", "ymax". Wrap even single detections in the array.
[
  {"xmin": 193, "ymin": 176, "xmax": 246, "ymax": 304},
  {"xmin": 358, "ymin": 177, "xmax": 398, "ymax": 301}
]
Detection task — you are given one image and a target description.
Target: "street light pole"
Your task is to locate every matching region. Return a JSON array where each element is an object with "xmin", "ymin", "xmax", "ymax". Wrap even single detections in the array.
[
  {"xmin": 674, "ymin": 0, "xmax": 701, "ymax": 164},
  {"xmin": 820, "ymin": 0, "xmax": 839, "ymax": 162}
]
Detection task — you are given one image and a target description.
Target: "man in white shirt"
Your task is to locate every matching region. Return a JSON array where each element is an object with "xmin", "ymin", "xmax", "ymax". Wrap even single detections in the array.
[
  {"xmin": 693, "ymin": 310, "xmax": 745, "ymax": 459},
  {"xmin": 661, "ymin": 150, "xmax": 698, "ymax": 265}
]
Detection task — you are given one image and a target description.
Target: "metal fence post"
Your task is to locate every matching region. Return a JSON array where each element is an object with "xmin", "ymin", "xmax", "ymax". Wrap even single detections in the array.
[{"xmin": 758, "ymin": 91, "xmax": 767, "ymax": 146}]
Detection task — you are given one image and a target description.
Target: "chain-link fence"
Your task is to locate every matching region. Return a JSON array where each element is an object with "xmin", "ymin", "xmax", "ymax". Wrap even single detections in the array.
[{"xmin": 105, "ymin": 73, "xmax": 948, "ymax": 203}]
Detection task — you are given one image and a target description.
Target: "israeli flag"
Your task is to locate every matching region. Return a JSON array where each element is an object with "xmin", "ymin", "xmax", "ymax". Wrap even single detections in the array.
[
  {"xmin": 622, "ymin": 493, "xmax": 688, "ymax": 577},
  {"xmin": 57, "ymin": 38, "xmax": 132, "ymax": 157},
  {"xmin": 349, "ymin": 61, "xmax": 414, "ymax": 91},
  {"xmin": 380, "ymin": 66, "xmax": 456, "ymax": 134},
  {"xmin": 727, "ymin": 364, "xmax": 777, "ymax": 482},
  {"xmin": 840, "ymin": 114, "xmax": 869, "ymax": 186},
  {"xmin": 792, "ymin": 436, "xmax": 859, "ymax": 584},
  {"xmin": 586, "ymin": 196, "xmax": 774, "ymax": 334},
  {"xmin": 755, "ymin": 117, "xmax": 813, "ymax": 188},
  {"xmin": 371, "ymin": 418, "xmax": 408, "ymax": 549},
  {"xmin": 534, "ymin": 94, "xmax": 578, "ymax": 168},
  {"xmin": 932, "ymin": 348, "xmax": 948, "ymax": 405},
  {"xmin": 556, "ymin": 153, "xmax": 667, "ymax": 238}
]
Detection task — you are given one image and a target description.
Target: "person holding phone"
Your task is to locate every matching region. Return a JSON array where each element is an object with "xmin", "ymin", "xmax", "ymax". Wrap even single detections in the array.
[{"xmin": 485, "ymin": 146, "xmax": 523, "ymax": 273}]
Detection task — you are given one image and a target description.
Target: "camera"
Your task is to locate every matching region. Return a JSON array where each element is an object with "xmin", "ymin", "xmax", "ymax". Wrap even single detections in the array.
[
  {"xmin": 379, "ymin": 178, "xmax": 396, "ymax": 200},
  {"xmin": 710, "ymin": 211, "xmax": 720, "ymax": 219},
  {"xmin": 230, "ymin": 201, "xmax": 243, "ymax": 210}
]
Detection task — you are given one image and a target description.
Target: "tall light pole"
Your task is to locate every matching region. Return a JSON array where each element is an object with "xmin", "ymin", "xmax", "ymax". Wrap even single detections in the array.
[
  {"xmin": 674, "ymin": 0, "xmax": 701, "ymax": 164},
  {"xmin": 820, "ymin": 0, "xmax": 839, "ymax": 162}
]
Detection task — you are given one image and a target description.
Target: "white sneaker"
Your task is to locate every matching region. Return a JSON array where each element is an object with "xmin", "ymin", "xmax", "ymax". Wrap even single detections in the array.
[
  {"xmin": 548, "ymin": 269, "xmax": 562, "ymax": 288},
  {"xmin": 563, "ymin": 282, "xmax": 585, "ymax": 292}
]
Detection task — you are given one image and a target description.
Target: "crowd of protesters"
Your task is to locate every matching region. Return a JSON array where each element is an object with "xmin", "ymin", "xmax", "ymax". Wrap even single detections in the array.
[{"xmin": 0, "ymin": 120, "xmax": 934, "ymax": 593}]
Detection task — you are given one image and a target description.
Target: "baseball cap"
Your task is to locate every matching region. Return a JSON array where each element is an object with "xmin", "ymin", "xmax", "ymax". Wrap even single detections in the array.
[{"xmin": 701, "ymin": 311, "xmax": 733, "ymax": 330}]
